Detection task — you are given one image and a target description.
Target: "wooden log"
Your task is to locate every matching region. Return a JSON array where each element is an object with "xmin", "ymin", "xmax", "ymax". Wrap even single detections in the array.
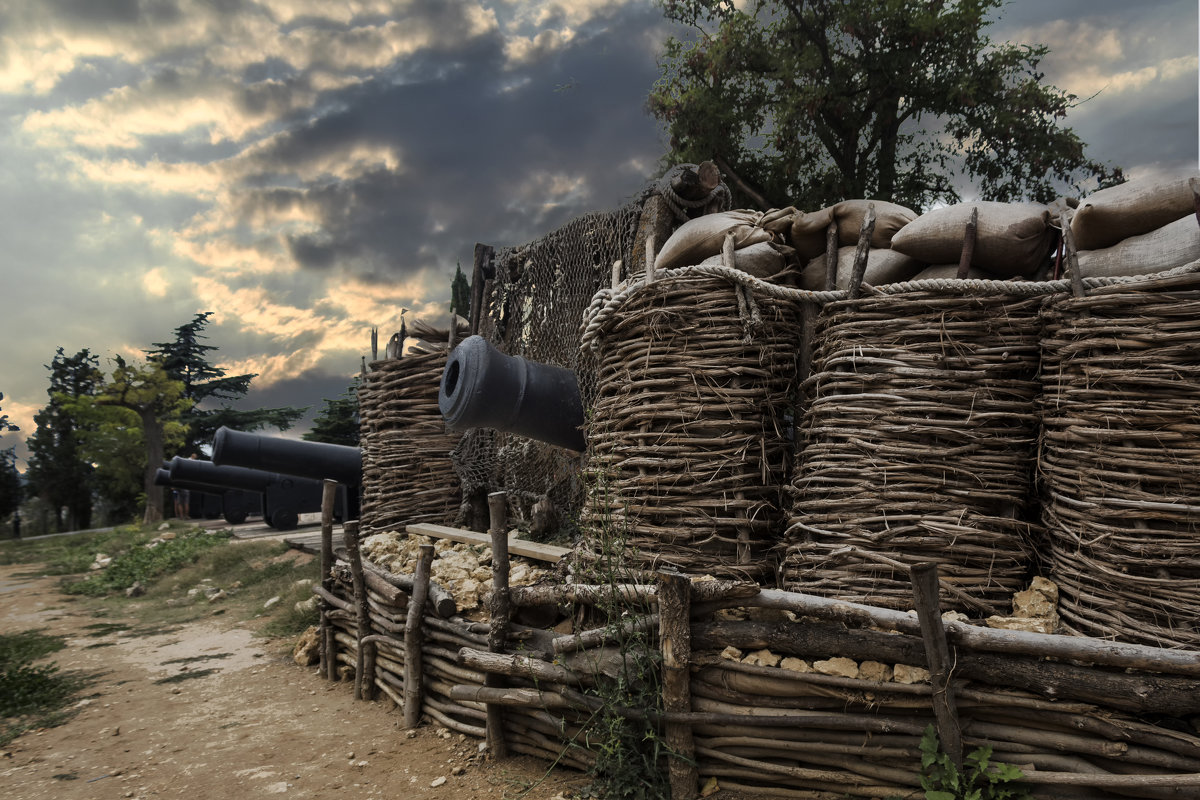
[
  {"xmin": 955, "ymin": 206, "xmax": 978, "ymax": 279},
  {"xmin": 405, "ymin": 522, "xmax": 569, "ymax": 564},
  {"xmin": 911, "ymin": 562, "xmax": 963, "ymax": 768},
  {"xmin": 726, "ymin": 588, "xmax": 1200, "ymax": 678},
  {"xmin": 312, "ymin": 584, "xmax": 354, "ymax": 614},
  {"xmin": 403, "ymin": 543, "xmax": 434, "ymax": 728},
  {"xmin": 320, "ymin": 479, "xmax": 338, "ymax": 681},
  {"xmin": 342, "ymin": 521, "xmax": 375, "ymax": 701},
  {"xmin": 469, "ymin": 243, "xmax": 492, "ymax": 336},
  {"xmin": 691, "ymin": 620, "xmax": 1200, "ymax": 714},
  {"xmin": 449, "ymin": 685, "xmax": 571, "ymax": 709},
  {"xmin": 458, "ymin": 647, "xmax": 588, "ymax": 687},
  {"xmin": 847, "ymin": 203, "xmax": 876, "ymax": 300},
  {"xmin": 1061, "ymin": 209, "xmax": 1087, "ymax": 299},
  {"xmin": 486, "ymin": 491, "xmax": 510, "ymax": 758},
  {"xmin": 551, "ymin": 612, "xmax": 659, "ymax": 654},
  {"xmin": 824, "ymin": 221, "xmax": 838, "ymax": 292},
  {"xmin": 659, "ymin": 571, "xmax": 698, "ymax": 800},
  {"xmin": 510, "ymin": 579, "xmax": 758, "ymax": 609},
  {"xmin": 359, "ymin": 555, "xmax": 457, "ymax": 618}
]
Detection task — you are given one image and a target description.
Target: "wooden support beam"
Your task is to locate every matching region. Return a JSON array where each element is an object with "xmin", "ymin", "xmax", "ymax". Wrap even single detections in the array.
[
  {"xmin": 403, "ymin": 543, "xmax": 434, "ymax": 728},
  {"xmin": 319, "ymin": 479, "xmax": 338, "ymax": 681},
  {"xmin": 405, "ymin": 522, "xmax": 569, "ymax": 563},
  {"xmin": 911, "ymin": 562, "xmax": 963, "ymax": 768},
  {"xmin": 659, "ymin": 571, "xmax": 698, "ymax": 800},
  {"xmin": 486, "ymin": 492, "xmax": 511, "ymax": 758}
]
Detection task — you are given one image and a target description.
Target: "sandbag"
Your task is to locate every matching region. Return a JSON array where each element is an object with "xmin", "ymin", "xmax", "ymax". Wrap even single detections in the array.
[
  {"xmin": 1076, "ymin": 214, "xmax": 1200, "ymax": 278},
  {"xmin": 791, "ymin": 199, "xmax": 917, "ymax": 259},
  {"xmin": 1071, "ymin": 172, "xmax": 1200, "ymax": 251},
  {"xmin": 800, "ymin": 247, "xmax": 922, "ymax": 290},
  {"xmin": 655, "ymin": 208, "xmax": 795, "ymax": 271},
  {"xmin": 698, "ymin": 241, "xmax": 789, "ymax": 279},
  {"xmin": 911, "ymin": 264, "xmax": 1006, "ymax": 282},
  {"xmin": 890, "ymin": 201, "xmax": 1054, "ymax": 277}
]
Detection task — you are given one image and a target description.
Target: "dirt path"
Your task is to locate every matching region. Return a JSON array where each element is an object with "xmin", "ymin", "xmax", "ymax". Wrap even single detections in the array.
[{"xmin": 0, "ymin": 563, "xmax": 583, "ymax": 800}]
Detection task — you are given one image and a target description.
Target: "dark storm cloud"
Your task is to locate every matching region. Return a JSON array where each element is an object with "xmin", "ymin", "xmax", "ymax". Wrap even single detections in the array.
[{"xmin": 236, "ymin": 4, "xmax": 667, "ymax": 282}]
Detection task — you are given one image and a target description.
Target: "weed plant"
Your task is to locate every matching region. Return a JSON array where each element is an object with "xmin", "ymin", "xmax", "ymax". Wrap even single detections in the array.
[
  {"xmin": 920, "ymin": 725, "xmax": 1033, "ymax": 800},
  {"xmin": 0, "ymin": 630, "xmax": 91, "ymax": 746},
  {"xmin": 63, "ymin": 528, "xmax": 232, "ymax": 596}
]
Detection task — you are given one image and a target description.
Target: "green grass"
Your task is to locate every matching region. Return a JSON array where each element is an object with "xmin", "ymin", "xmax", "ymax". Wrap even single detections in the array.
[
  {"xmin": 63, "ymin": 528, "xmax": 233, "ymax": 596},
  {"xmin": 0, "ymin": 629, "xmax": 92, "ymax": 746}
]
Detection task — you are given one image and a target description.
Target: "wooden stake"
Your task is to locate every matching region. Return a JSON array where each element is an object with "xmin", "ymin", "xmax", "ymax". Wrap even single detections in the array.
[
  {"xmin": 847, "ymin": 203, "xmax": 876, "ymax": 300},
  {"xmin": 469, "ymin": 243, "xmax": 493, "ymax": 336},
  {"xmin": 319, "ymin": 479, "xmax": 339, "ymax": 681},
  {"xmin": 403, "ymin": 543, "xmax": 434, "ymax": 728},
  {"xmin": 911, "ymin": 562, "xmax": 963, "ymax": 768},
  {"xmin": 824, "ymin": 220, "xmax": 839, "ymax": 291},
  {"xmin": 659, "ymin": 571, "xmax": 698, "ymax": 800},
  {"xmin": 1060, "ymin": 209, "xmax": 1087, "ymax": 298},
  {"xmin": 344, "ymin": 521, "xmax": 375, "ymax": 701},
  {"xmin": 646, "ymin": 234, "xmax": 657, "ymax": 283},
  {"xmin": 486, "ymin": 491, "xmax": 510, "ymax": 758},
  {"xmin": 955, "ymin": 206, "xmax": 978, "ymax": 279}
]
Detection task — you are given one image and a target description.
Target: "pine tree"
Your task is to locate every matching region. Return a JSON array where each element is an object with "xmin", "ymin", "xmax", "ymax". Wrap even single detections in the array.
[
  {"xmin": 0, "ymin": 392, "xmax": 21, "ymax": 528},
  {"xmin": 302, "ymin": 379, "xmax": 361, "ymax": 447},
  {"xmin": 146, "ymin": 312, "xmax": 306, "ymax": 454},
  {"xmin": 24, "ymin": 349, "xmax": 102, "ymax": 531}
]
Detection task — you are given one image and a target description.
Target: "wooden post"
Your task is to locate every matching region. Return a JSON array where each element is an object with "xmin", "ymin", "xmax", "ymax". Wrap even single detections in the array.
[
  {"xmin": 486, "ymin": 491, "xmax": 511, "ymax": 758},
  {"xmin": 319, "ymin": 479, "xmax": 339, "ymax": 681},
  {"xmin": 470, "ymin": 243, "xmax": 493, "ymax": 336},
  {"xmin": 911, "ymin": 562, "xmax": 964, "ymax": 768},
  {"xmin": 1060, "ymin": 209, "xmax": 1087, "ymax": 299},
  {"xmin": 955, "ymin": 206, "xmax": 978, "ymax": 279},
  {"xmin": 823, "ymin": 220, "xmax": 839, "ymax": 291},
  {"xmin": 403, "ymin": 543, "xmax": 434, "ymax": 728},
  {"xmin": 344, "ymin": 521, "xmax": 375, "ymax": 700},
  {"xmin": 646, "ymin": 234, "xmax": 657, "ymax": 283},
  {"xmin": 847, "ymin": 203, "xmax": 876, "ymax": 300},
  {"xmin": 658, "ymin": 571, "xmax": 698, "ymax": 800},
  {"xmin": 370, "ymin": 327, "xmax": 378, "ymax": 361}
]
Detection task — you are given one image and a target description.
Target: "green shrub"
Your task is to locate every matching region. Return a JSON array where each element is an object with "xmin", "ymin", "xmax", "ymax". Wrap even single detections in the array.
[
  {"xmin": 920, "ymin": 725, "xmax": 1033, "ymax": 800},
  {"xmin": 0, "ymin": 630, "xmax": 90, "ymax": 746},
  {"xmin": 63, "ymin": 529, "xmax": 232, "ymax": 596}
]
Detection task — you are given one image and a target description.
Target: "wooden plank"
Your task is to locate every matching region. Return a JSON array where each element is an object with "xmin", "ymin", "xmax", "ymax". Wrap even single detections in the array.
[{"xmin": 405, "ymin": 522, "xmax": 569, "ymax": 563}]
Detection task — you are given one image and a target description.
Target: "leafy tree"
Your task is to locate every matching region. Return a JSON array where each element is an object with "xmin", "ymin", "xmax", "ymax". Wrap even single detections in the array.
[
  {"xmin": 146, "ymin": 312, "xmax": 305, "ymax": 454},
  {"xmin": 24, "ymin": 349, "xmax": 102, "ymax": 531},
  {"xmin": 450, "ymin": 263, "xmax": 471, "ymax": 320},
  {"xmin": 72, "ymin": 359, "xmax": 191, "ymax": 524},
  {"xmin": 0, "ymin": 392, "xmax": 21, "ymax": 527},
  {"xmin": 649, "ymin": 0, "xmax": 1122, "ymax": 211},
  {"xmin": 302, "ymin": 379, "xmax": 361, "ymax": 447}
]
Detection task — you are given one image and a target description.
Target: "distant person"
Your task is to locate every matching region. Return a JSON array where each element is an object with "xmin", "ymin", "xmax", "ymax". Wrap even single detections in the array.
[{"xmin": 173, "ymin": 487, "xmax": 190, "ymax": 519}]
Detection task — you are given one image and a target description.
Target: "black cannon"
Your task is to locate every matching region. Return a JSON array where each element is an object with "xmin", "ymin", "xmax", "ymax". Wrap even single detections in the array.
[
  {"xmin": 167, "ymin": 457, "xmax": 343, "ymax": 531},
  {"xmin": 154, "ymin": 467, "xmax": 260, "ymax": 524},
  {"xmin": 438, "ymin": 335, "xmax": 585, "ymax": 452},
  {"xmin": 212, "ymin": 427, "xmax": 361, "ymax": 485}
]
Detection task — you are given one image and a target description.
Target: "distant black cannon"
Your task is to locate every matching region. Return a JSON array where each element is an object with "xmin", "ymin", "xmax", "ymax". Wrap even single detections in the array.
[
  {"xmin": 438, "ymin": 335, "xmax": 585, "ymax": 452},
  {"xmin": 212, "ymin": 427, "xmax": 361, "ymax": 485},
  {"xmin": 154, "ymin": 467, "xmax": 260, "ymax": 524},
  {"xmin": 167, "ymin": 457, "xmax": 344, "ymax": 531}
]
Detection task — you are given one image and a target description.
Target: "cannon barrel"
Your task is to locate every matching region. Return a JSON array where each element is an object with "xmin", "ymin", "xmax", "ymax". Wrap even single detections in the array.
[
  {"xmin": 212, "ymin": 427, "xmax": 361, "ymax": 485},
  {"xmin": 168, "ymin": 455, "xmax": 277, "ymax": 493},
  {"xmin": 438, "ymin": 335, "xmax": 584, "ymax": 452},
  {"xmin": 155, "ymin": 468, "xmax": 223, "ymax": 495},
  {"xmin": 156, "ymin": 467, "xmax": 261, "ymax": 524}
]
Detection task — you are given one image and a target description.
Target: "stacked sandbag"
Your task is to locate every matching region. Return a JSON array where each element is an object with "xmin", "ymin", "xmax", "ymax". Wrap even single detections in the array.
[
  {"xmin": 890, "ymin": 201, "xmax": 1056, "ymax": 279},
  {"xmin": 1070, "ymin": 173, "xmax": 1200, "ymax": 278},
  {"xmin": 654, "ymin": 208, "xmax": 796, "ymax": 275},
  {"xmin": 791, "ymin": 200, "xmax": 923, "ymax": 290}
]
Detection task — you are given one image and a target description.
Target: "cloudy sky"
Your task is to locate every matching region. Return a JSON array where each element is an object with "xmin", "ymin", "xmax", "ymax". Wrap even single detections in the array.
[{"xmin": 1, "ymin": 0, "xmax": 1196, "ymax": 465}]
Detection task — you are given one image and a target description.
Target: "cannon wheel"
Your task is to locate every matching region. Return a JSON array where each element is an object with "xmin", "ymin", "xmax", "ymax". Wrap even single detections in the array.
[
  {"xmin": 270, "ymin": 509, "xmax": 299, "ymax": 531},
  {"xmin": 223, "ymin": 510, "xmax": 248, "ymax": 525}
]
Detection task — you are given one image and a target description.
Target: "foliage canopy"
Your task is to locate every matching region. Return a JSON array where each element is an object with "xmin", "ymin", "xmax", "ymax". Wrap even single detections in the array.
[{"xmin": 650, "ymin": 0, "xmax": 1122, "ymax": 211}]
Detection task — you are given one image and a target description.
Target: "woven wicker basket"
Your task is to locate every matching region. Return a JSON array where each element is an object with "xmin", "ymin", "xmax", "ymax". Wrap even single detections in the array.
[{"xmin": 782, "ymin": 287, "xmax": 1043, "ymax": 614}]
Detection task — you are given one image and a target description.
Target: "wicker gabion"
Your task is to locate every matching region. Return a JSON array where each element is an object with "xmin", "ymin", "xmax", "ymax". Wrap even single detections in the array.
[
  {"xmin": 1039, "ymin": 270, "xmax": 1200, "ymax": 649},
  {"xmin": 358, "ymin": 344, "xmax": 462, "ymax": 536},
  {"xmin": 583, "ymin": 272, "xmax": 803, "ymax": 580},
  {"xmin": 783, "ymin": 288, "xmax": 1043, "ymax": 615}
]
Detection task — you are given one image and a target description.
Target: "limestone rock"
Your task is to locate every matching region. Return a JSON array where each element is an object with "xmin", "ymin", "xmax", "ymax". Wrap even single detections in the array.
[
  {"xmin": 814, "ymin": 657, "xmax": 859, "ymax": 678},
  {"xmin": 293, "ymin": 626, "xmax": 320, "ymax": 666},
  {"xmin": 720, "ymin": 646, "xmax": 743, "ymax": 661},
  {"xmin": 894, "ymin": 664, "xmax": 931, "ymax": 684},
  {"xmin": 160, "ymin": 531, "xmax": 177, "ymax": 540},
  {"xmin": 985, "ymin": 616, "xmax": 1058, "ymax": 635},
  {"xmin": 742, "ymin": 649, "xmax": 780, "ymax": 667},
  {"xmin": 779, "ymin": 657, "xmax": 812, "ymax": 673},
  {"xmin": 858, "ymin": 661, "xmax": 893, "ymax": 682},
  {"xmin": 125, "ymin": 581, "xmax": 145, "ymax": 598},
  {"xmin": 264, "ymin": 596, "xmax": 281, "ymax": 609}
]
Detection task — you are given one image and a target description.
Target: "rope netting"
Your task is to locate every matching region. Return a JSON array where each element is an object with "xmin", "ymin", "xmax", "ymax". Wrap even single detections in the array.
[
  {"xmin": 1039, "ymin": 269, "xmax": 1200, "ymax": 648},
  {"xmin": 450, "ymin": 203, "xmax": 641, "ymax": 535},
  {"xmin": 781, "ymin": 288, "xmax": 1044, "ymax": 615},
  {"xmin": 582, "ymin": 272, "xmax": 803, "ymax": 580},
  {"xmin": 358, "ymin": 340, "xmax": 462, "ymax": 536}
]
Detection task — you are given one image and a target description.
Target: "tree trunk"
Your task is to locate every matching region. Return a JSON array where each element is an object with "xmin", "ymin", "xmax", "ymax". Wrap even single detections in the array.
[{"xmin": 141, "ymin": 411, "xmax": 165, "ymax": 525}]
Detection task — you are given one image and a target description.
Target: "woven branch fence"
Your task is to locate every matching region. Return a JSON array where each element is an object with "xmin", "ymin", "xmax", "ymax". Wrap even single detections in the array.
[
  {"xmin": 358, "ymin": 340, "xmax": 462, "ymax": 537},
  {"xmin": 782, "ymin": 287, "xmax": 1044, "ymax": 615},
  {"xmin": 583, "ymin": 265, "xmax": 804, "ymax": 581},
  {"xmin": 1039, "ymin": 270, "xmax": 1200, "ymax": 648}
]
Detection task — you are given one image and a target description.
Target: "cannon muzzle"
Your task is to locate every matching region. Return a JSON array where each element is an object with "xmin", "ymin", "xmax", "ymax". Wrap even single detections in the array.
[
  {"xmin": 213, "ymin": 427, "xmax": 361, "ymax": 485},
  {"xmin": 168, "ymin": 455, "xmax": 276, "ymax": 493},
  {"xmin": 438, "ymin": 335, "xmax": 584, "ymax": 452}
]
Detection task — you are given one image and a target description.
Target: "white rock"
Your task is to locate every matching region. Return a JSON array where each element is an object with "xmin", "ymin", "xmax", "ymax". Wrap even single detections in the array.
[
  {"xmin": 741, "ymin": 649, "xmax": 781, "ymax": 667},
  {"xmin": 779, "ymin": 657, "xmax": 812, "ymax": 673},
  {"xmin": 985, "ymin": 616, "xmax": 1057, "ymax": 635},
  {"xmin": 264, "ymin": 596, "xmax": 281, "ymax": 609},
  {"xmin": 893, "ymin": 664, "xmax": 931, "ymax": 684},
  {"xmin": 814, "ymin": 657, "xmax": 859, "ymax": 679},
  {"xmin": 858, "ymin": 661, "xmax": 893, "ymax": 682},
  {"xmin": 719, "ymin": 646, "xmax": 743, "ymax": 661},
  {"xmin": 158, "ymin": 522, "xmax": 171, "ymax": 531},
  {"xmin": 430, "ymin": 777, "xmax": 447, "ymax": 788}
]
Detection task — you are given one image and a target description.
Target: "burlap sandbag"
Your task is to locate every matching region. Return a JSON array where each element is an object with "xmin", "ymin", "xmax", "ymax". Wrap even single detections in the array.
[
  {"xmin": 1076, "ymin": 214, "xmax": 1200, "ymax": 278},
  {"xmin": 697, "ymin": 241, "xmax": 789, "ymax": 279},
  {"xmin": 890, "ymin": 201, "xmax": 1054, "ymax": 277},
  {"xmin": 655, "ymin": 208, "xmax": 795, "ymax": 271},
  {"xmin": 800, "ymin": 247, "xmax": 922, "ymax": 290},
  {"xmin": 911, "ymin": 264, "xmax": 1005, "ymax": 281},
  {"xmin": 1071, "ymin": 173, "xmax": 1200, "ymax": 251},
  {"xmin": 791, "ymin": 199, "xmax": 917, "ymax": 260}
]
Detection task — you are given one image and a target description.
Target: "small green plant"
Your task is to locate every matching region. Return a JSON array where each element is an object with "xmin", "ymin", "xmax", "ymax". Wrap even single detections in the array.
[
  {"xmin": 0, "ymin": 629, "xmax": 91, "ymax": 745},
  {"xmin": 920, "ymin": 725, "xmax": 1033, "ymax": 800},
  {"xmin": 63, "ymin": 528, "xmax": 232, "ymax": 596}
]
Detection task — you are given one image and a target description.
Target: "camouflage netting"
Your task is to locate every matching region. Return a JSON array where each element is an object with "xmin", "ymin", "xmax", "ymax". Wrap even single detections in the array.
[
  {"xmin": 451, "ymin": 202, "xmax": 642, "ymax": 536},
  {"xmin": 358, "ymin": 328, "xmax": 463, "ymax": 536}
]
